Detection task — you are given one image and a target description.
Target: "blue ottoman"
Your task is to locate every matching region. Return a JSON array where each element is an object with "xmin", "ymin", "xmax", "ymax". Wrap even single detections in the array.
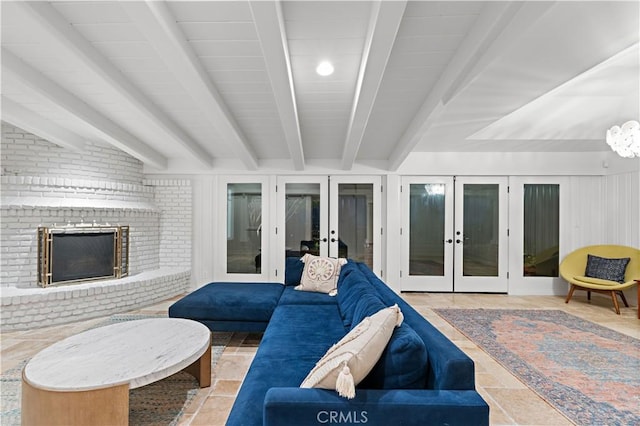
[{"xmin": 168, "ymin": 282, "xmax": 285, "ymax": 332}]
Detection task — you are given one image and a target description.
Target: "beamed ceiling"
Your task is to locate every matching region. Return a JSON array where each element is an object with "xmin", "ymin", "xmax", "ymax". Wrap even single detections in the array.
[{"xmin": 1, "ymin": 1, "xmax": 638, "ymax": 173}]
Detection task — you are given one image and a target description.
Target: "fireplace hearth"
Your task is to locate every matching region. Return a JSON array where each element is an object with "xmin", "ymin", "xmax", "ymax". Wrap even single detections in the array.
[{"xmin": 37, "ymin": 225, "xmax": 129, "ymax": 287}]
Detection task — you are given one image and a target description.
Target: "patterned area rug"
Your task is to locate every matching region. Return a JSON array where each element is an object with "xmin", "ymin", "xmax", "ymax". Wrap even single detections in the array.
[
  {"xmin": 434, "ymin": 309, "xmax": 640, "ymax": 426},
  {"xmin": 0, "ymin": 314, "xmax": 232, "ymax": 426}
]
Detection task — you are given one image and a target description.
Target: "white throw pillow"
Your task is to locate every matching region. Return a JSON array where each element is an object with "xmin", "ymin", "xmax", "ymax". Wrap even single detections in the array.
[
  {"xmin": 300, "ymin": 304, "xmax": 404, "ymax": 399},
  {"xmin": 295, "ymin": 254, "xmax": 347, "ymax": 294}
]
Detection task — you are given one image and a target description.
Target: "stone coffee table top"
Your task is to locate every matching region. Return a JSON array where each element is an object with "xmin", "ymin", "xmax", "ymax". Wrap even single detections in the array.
[{"xmin": 23, "ymin": 318, "xmax": 211, "ymax": 392}]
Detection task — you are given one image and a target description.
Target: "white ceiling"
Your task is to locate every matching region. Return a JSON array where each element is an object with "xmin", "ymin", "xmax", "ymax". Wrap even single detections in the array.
[{"xmin": 1, "ymin": 1, "xmax": 638, "ymax": 172}]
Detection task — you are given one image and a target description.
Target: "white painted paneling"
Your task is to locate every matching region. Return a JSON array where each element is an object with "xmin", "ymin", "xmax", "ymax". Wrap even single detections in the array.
[
  {"xmin": 189, "ymin": 40, "xmax": 263, "ymax": 57},
  {"xmin": 605, "ymin": 171, "xmax": 640, "ymax": 247},
  {"xmin": 50, "ymin": 2, "xmax": 130, "ymax": 23},
  {"xmin": 191, "ymin": 175, "xmax": 218, "ymax": 289},
  {"xmin": 167, "ymin": 1, "xmax": 253, "ymax": 22},
  {"xmin": 398, "ymin": 15, "xmax": 478, "ymax": 37},
  {"xmin": 566, "ymin": 176, "xmax": 607, "ymax": 250},
  {"xmin": 178, "ymin": 22, "xmax": 258, "ymax": 41},
  {"xmin": 199, "ymin": 56, "xmax": 266, "ymax": 71},
  {"xmin": 70, "ymin": 23, "xmax": 145, "ymax": 42}
]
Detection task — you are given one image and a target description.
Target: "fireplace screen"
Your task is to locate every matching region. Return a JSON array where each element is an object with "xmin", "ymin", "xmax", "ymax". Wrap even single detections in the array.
[{"xmin": 38, "ymin": 226, "xmax": 129, "ymax": 287}]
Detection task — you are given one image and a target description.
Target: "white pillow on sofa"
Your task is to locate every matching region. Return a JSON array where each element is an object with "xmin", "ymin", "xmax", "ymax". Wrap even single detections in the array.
[
  {"xmin": 295, "ymin": 254, "xmax": 347, "ymax": 294},
  {"xmin": 300, "ymin": 304, "xmax": 403, "ymax": 399}
]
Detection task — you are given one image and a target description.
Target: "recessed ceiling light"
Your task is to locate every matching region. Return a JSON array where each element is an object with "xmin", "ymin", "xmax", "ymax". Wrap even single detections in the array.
[{"xmin": 316, "ymin": 61, "xmax": 334, "ymax": 76}]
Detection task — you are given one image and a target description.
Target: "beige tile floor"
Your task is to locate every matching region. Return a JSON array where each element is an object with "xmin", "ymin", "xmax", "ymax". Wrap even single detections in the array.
[{"xmin": 1, "ymin": 293, "xmax": 638, "ymax": 425}]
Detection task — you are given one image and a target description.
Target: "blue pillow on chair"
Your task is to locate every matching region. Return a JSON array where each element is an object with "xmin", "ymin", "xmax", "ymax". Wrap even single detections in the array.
[{"xmin": 585, "ymin": 254, "xmax": 630, "ymax": 283}]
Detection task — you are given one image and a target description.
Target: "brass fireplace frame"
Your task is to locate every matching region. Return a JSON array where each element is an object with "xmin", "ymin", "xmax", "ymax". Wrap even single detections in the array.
[{"xmin": 37, "ymin": 225, "xmax": 129, "ymax": 287}]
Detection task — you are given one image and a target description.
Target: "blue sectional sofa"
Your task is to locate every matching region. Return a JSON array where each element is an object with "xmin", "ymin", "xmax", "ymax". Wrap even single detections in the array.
[{"xmin": 169, "ymin": 260, "xmax": 489, "ymax": 426}]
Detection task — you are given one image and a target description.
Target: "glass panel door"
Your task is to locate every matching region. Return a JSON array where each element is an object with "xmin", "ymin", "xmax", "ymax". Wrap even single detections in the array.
[
  {"xmin": 523, "ymin": 184, "xmax": 560, "ymax": 277},
  {"xmin": 401, "ymin": 176, "xmax": 454, "ymax": 292},
  {"xmin": 454, "ymin": 177, "xmax": 509, "ymax": 292},
  {"xmin": 507, "ymin": 177, "xmax": 566, "ymax": 294},
  {"xmin": 276, "ymin": 176, "xmax": 328, "ymax": 276},
  {"xmin": 218, "ymin": 175, "xmax": 270, "ymax": 281},
  {"xmin": 284, "ymin": 182, "xmax": 327, "ymax": 258},
  {"xmin": 276, "ymin": 176, "xmax": 381, "ymax": 278},
  {"xmin": 330, "ymin": 176, "xmax": 381, "ymax": 274},
  {"xmin": 226, "ymin": 183, "xmax": 263, "ymax": 274}
]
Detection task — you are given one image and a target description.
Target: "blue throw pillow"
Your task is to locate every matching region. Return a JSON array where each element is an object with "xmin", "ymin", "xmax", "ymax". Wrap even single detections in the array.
[
  {"xmin": 361, "ymin": 323, "xmax": 428, "ymax": 390},
  {"xmin": 350, "ymin": 293, "xmax": 428, "ymax": 390},
  {"xmin": 585, "ymin": 254, "xmax": 630, "ymax": 283},
  {"xmin": 284, "ymin": 257, "xmax": 304, "ymax": 286}
]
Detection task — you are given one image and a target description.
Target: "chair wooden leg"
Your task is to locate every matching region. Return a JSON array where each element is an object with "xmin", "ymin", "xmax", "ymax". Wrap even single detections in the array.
[
  {"xmin": 617, "ymin": 291, "xmax": 629, "ymax": 307},
  {"xmin": 610, "ymin": 291, "xmax": 621, "ymax": 314},
  {"xmin": 565, "ymin": 285, "xmax": 576, "ymax": 304}
]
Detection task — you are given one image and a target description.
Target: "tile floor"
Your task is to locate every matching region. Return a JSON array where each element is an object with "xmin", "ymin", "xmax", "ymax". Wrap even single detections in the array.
[{"xmin": 1, "ymin": 292, "xmax": 638, "ymax": 425}]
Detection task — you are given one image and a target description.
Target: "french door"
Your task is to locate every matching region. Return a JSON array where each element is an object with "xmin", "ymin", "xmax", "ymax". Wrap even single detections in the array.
[
  {"xmin": 401, "ymin": 176, "xmax": 509, "ymax": 293},
  {"xmin": 275, "ymin": 175, "xmax": 381, "ymax": 277}
]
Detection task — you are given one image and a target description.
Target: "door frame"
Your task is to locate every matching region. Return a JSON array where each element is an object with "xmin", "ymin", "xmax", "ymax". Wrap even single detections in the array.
[
  {"xmin": 275, "ymin": 175, "xmax": 329, "ymax": 280},
  {"xmin": 329, "ymin": 175, "xmax": 382, "ymax": 276},
  {"xmin": 400, "ymin": 175, "xmax": 509, "ymax": 293},
  {"xmin": 508, "ymin": 176, "xmax": 569, "ymax": 295},
  {"xmin": 215, "ymin": 175, "xmax": 271, "ymax": 282},
  {"xmin": 400, "ymin": 176, "xmax": 455, "ymax": 292},
  {"xmin": 453, "ymin": 176, "xmax": 509, "ymax": 293}
]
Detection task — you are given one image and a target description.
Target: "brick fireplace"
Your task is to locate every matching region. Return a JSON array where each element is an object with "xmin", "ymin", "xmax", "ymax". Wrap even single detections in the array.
[{"xmin": 0, "ymin": 122, "xmax": 193, "ymax": 330}]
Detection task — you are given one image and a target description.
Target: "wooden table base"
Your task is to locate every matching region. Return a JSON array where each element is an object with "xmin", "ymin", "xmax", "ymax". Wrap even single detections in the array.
[
  {"xmin": 21, "ymin": 375, "xmax": 129, "ymax": 426},
  {"xmin": 184, "ymin": 341, "xmax": 212, "ymax": 387},
  {"xmin": 21, "ymin": 343, "xmax": 211, "ymax": 426}
]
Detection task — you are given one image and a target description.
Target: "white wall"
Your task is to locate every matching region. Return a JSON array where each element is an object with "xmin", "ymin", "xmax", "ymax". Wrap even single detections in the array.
[{"xmin": 176, "ymin": 151, "xmax": 639, "ymax": 296}]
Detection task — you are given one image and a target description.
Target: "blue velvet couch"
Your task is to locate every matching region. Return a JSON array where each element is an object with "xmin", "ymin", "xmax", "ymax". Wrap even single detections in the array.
[{"xmin": 169, "ymin": 260, "xmax": 489, "ymax": 426}]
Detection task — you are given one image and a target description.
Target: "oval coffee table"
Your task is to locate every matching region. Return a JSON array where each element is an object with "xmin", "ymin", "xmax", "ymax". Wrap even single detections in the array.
[{"xmin": 21, "ymin": 318, "xmax": 211, "ymax": 426}]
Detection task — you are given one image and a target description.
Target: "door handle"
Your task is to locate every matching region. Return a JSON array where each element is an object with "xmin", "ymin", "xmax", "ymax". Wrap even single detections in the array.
[
  {"xmin": 321, "ymin": 238, "xmax": 328, "ymax": 242},
  {"xmin": 445, "ymin": 239, "xmax": 453, "ymax": 244},
  {"xmin": 331, "ymin": 238, "xmax": 337, "ymax": 243},
  {"xmin": 456, "ymin": 239, "xmax": 462, "ymax": 244}
]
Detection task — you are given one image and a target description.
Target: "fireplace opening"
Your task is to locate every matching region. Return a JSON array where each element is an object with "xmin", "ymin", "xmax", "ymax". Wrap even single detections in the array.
[{"xmin": 38, "ymin": 225, "xmax": 129, "ymax": 287}]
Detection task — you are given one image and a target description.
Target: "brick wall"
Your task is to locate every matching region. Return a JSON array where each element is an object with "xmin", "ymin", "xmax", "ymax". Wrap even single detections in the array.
[
  {"xmin": 0, "ymin": 268, "xmax": 190, "ymax": 331},
  {"xmin": 0, "ymin": 122, "xmax": 191, "ymax": 290},
  {"xmin": 145, "ymin": 179, "xmax": 192, "ymax": 268},
  {"xmin": 1, "ymin": 122, "xmax": 143, "ymax": 184},
  {"xmin": 1, "ymin": 208, "xmax": 160, "ymax": 287}
]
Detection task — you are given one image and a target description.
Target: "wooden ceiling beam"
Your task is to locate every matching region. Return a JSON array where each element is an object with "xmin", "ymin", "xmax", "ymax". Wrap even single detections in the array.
[
  {"xmin": 250, "ymin": 0, "xmax": 305, "ymax": 171},
  {"xmin": 1, "ymin": 96, "xmax": 86, "ymax": 152},
  {"xmin": 2, "ymin": 50, "xmax": 168, "ymax": 169},
  {"xmin": 123, "ymin": 1, "xmax": 259, "ymax": 170},
  {"xmin": 341, "ymin": 0, "xmax": 407, "ymax": 171},
  {"xmin": 18, "ymin": 1, "xmax": 214, "ymax": 168},
  {"xmin": 387, "ymin": 1, "xmax": 554, "ymax": 171}
]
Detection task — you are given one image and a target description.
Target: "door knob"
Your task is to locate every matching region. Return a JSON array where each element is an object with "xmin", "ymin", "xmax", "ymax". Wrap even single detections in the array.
[
  {"xmin": 321, "ymin": 238, "xmax": 328, "ymax": 242},
  {"xmin": 456, "ymin": 239, "xmax": 462, "ymax": 244},
  {"xmin": 331, "ymin": 238, "xmax": 337, "ymax": 243},
  {"xmin": 445, "ymin": 239, "xmax": 453, "ymax": 244}
]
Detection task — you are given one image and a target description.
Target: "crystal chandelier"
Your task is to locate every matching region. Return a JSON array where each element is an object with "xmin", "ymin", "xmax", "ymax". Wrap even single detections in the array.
[{"xmin": 606, "ymin": 120, "xmax": 640, "ymax": 158}]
